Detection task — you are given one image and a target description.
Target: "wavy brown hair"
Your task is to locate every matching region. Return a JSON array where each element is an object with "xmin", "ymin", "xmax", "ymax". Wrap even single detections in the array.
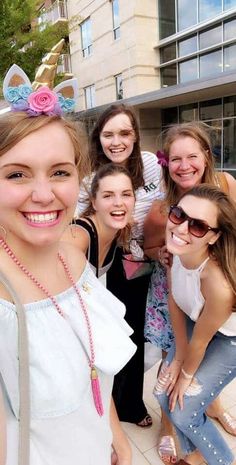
[
  {"xmin": 90, "ymin": 104, "xmax": 144, "ymax": 190},
  {"xmin": 83, "ymin": 163, "xmax": 135, "ymax": 248},
  {"xmin": 0, "ymin": 111, "xmax": 90, "ymax": 182},
  {"xmin": 179, "ymin": 184, "xmax": 236, "ymax": 298},
  {"xmin": 161, "ymin": 122, "xmax": 217, "ymax": 207}
]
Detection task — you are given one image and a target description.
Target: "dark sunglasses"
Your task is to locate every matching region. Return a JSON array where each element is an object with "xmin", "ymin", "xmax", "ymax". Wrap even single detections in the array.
[{"xmin": 169, "ymin": 205, "xmax": 220, "ymax": 238}]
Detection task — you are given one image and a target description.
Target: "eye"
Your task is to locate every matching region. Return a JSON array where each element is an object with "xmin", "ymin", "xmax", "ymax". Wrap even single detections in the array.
[
  {"xmin": 6, "ymin": 171, "xmax": 25, "ymax": 180},
  {"xmin": 123, "ymin": 192, "xmax": 133, "ymax": 197},
  {"xmin": 103, "ymin": 194, "xmax": 112, "ymax": 198},
  {"xmin": 52, "ymin": 170, "xmax": 71, "ymax": 177}
]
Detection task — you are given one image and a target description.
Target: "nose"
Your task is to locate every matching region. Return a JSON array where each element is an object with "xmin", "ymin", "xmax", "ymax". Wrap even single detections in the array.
[
  {"xmin": 31, "ymin": 180, "xmax": 56, "ymax": 205},
  {"xmin": 113, "ymin": 195, "xmax": 123, "ymax": 206},
  {"xmin": 179, "ymin": 158, "xmax": 190, "ymax": 170},
  {"xmin": 176, "ymin": 220, "xmax": 189, "ymax": 234},
  {"xmin": 111, "ymin": 134, "xmax": 121, "ymax": 146}
]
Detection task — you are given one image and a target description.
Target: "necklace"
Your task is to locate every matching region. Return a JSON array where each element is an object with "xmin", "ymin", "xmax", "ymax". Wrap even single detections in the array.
[{"xmin": 0, "ymin": 238, "xmax": 104, "ymax": 416}]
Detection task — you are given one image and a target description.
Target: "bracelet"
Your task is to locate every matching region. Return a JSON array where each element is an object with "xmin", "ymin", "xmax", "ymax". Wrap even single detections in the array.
[{"xmin": 181, "ymin": 367, "xmax": 193, "ymax": 379}]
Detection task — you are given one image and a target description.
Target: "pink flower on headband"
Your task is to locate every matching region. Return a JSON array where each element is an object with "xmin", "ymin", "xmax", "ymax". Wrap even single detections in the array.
[
  {"xmin": 28, "ymin": 86, "xmax": 60, "ymax": 115},
  {"xmin": 156, "ymin": 150, "xmax": 169, "ymax": 167}
]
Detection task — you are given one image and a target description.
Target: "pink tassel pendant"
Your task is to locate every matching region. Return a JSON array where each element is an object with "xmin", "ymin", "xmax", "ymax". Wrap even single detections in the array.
[{"xmin": 91, "ymin": 367, "xmax": 104, "ymax": 416}]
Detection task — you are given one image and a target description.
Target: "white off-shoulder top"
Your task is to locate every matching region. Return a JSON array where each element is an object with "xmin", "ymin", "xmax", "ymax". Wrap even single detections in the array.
[{"xmin": 0, "ymin": 263, "xmax": 136, "ymax": 465}]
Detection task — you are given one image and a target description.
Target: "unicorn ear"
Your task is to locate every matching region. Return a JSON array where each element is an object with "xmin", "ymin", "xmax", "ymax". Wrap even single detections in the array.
[
  {"xmin": 53, "ymin": 78, "xmax": 78, "ymax": 101},
  {"xmin": 3, "ymin": 64, "xmax": 32, "ymax": 100}
]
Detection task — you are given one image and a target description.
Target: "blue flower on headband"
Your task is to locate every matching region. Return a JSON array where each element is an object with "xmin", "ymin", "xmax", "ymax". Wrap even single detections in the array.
[
  {"xmin": 5, "ymin": 87, "xmax": 21, "ymax": 103},
  {"xmin": 18, "ymin": 84, "xmax": 32, "ymax": 100},
  {"xmin": 58, "ymin": 93, "xmax": 75, "ymax": 113}
]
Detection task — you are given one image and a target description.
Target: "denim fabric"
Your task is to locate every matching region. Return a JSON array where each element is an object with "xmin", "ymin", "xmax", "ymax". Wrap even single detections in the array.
[{"xmin": 155, "ymin": 317, "xmax": 236, "ymax": 465}]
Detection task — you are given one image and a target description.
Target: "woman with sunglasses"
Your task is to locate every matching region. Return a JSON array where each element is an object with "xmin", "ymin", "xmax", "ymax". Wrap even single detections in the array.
[
  {"xmin": 144, "ymin": 122, "xmax": 236, "ymax": 463},
  {"xmin": 155, "ymin": 184, "xmax": 236, "ymax": 465}
]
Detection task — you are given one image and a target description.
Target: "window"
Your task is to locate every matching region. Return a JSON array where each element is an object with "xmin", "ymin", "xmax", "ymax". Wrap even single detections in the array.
[
  {"xmin": 199, "ymin": 25, "xmax": 222, "ymax": 50},
  {"xmin": 84, "ymin": 85, "xmax": 95, "ymax": 109},
  {"xmin": 158, "ymin": 0, "xmax": 176, "ymax": 39},
  {"xmin": 224, "ymin": 43, "xmax": 236, "ymax": 71},
  {"xmin": 81, "ymin": 18, "xmax": 92, "ymax": 58},
  {"xmin": 199, "ymin": 98, "xmax": 222, "ymax": 120},
  {"xmin": 179, "ymin": 103, "xmax": 198, "ymax": 122},
  {"xmin": 115, "ymin": 74, "xmax": 123, "ymax": 100},
  {"xmin": 178, "ymin": 36, "xmax": 197, "ymax": 58},
  {"xmin": 178, "ymin": 0, "xmax": 197, "ymax": 31},
  {"xmin": 199, "ymin": 0, "xmax": 222, "ymax": 22},
  {"xmin": 160, "ymin": 43, "xmax": 176, "ymax": 64},
  {"xmin": 224, "ymin": 18, "xmax": 236, "ymax": 41},
  {"xmin": 161, "ymin": 64, "xmax": 177, "ymax": 87},
  {"xmin": 111, "ymin": 0, "xmax": 120, "ymax": 40},
  {"xmin": 224, "ymin": 0, "xmax": 236, "ymax": 10},
  {"xmin": 179, "ymin": 58, "xmax": 198, "ymax": 83},
  {"xmin": 199, "ymin": 49, "xmax": 222, "ymax": 78}
]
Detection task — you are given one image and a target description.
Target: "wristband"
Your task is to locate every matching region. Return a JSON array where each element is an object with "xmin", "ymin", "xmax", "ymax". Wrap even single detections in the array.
[{"xmin": 181, "ymin": 367, "xmax": 193, "ymax": 379}]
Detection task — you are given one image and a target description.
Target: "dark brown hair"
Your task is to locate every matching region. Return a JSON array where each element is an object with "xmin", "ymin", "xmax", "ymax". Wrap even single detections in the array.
[
  {"xmin": 83, "ymin": 162, "xmax": 135, "ymax": 248},
  {"xmin": 180, "ymin": 184, "xmax": 236, "ymax": 297},
  {"xmin": 90, "ymin": 104, "xmax": 144, "ymax": 190}
]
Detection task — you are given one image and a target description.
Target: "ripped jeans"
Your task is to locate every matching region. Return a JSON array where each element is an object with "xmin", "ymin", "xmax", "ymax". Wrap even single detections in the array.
[{"xmin": 154, "ymin": 317, "xmax": 236, "ymax": 465}]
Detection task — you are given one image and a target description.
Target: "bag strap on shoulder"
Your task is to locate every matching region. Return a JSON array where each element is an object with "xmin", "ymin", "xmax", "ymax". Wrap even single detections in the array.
[{"xmin": 0, "ymin": 270, "xmax": 30, "ymax": 465}]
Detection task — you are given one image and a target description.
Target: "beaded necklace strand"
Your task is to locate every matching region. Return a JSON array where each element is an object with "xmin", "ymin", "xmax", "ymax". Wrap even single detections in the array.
[{"xmin": 0, "ymin": 238, "xmax": 104, "ymax": 416}]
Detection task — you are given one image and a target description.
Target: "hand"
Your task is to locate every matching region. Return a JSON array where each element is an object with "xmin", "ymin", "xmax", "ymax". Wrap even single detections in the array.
[
  {"xmin": 169, "ymin": 374, "xmax": 192, "ymax": 412},
  {"xmin": 154, "ymin": 359, "xmax": 181, "ymax": 396},
  {"xmin": 159, "ymin": 245, "xmax": 173, "ymax": 268}
]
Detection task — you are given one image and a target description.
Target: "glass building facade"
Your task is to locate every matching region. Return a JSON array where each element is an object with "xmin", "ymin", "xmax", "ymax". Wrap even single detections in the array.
[{"xmin": 158, "ymin": 0, "xmax": 236, "ymax": 174}]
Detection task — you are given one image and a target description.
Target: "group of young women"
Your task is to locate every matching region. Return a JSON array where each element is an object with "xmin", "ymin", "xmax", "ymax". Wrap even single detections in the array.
[{"xmin": 0, "ymin": 62, "xmax": 235, "ymax": 465}]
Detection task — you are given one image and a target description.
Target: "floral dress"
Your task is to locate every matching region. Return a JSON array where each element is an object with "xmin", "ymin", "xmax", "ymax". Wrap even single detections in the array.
[{"xmin": 144, "ymin": 261, "xmax": 174, "ymax": 351}]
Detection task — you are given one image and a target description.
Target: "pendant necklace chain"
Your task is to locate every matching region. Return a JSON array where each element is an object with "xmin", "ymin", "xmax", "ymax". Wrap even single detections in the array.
[{"xmin": 0, "ymin": 238, "xmax": 103, "ymax": 416}]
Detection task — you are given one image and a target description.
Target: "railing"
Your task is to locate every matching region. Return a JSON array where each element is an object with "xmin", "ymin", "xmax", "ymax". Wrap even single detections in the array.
[
  {"xmin": 38, "ymin": 1, "xmax": 68, "ymax": 29},
  {"xmin": 57, "ymin": 53, "xmax": 72, "ymax": 74}
]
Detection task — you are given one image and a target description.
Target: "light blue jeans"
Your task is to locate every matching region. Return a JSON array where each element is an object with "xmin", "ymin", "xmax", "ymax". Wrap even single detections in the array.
[{"xmin": 155, "ymin": 317, "xmax": 236, "ymax": 465}]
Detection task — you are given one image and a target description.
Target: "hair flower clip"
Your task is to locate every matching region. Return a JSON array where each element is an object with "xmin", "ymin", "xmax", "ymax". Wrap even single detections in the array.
[
  {"xmin": 156, "ymin": 150, "xmax": 169, "ymax": 167},
  {"xmin": 3, "ymin": 64, "xmax": 78, "ymax": 117}
]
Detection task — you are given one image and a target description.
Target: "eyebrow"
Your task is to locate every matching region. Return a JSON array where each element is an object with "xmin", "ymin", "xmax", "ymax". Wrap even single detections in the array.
[
  {"xmin": 102, "ymin": 189, "xmax": 133, "ymax": 194},
  {"xmin": 0, "ymin": 162, "xmax": 75, "ymax": 169}
]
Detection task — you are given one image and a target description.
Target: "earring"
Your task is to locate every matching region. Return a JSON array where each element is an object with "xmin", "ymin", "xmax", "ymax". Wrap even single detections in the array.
[
  {"xmin": 0, "ymin": 225, "xmax": 7, "ymax": 243},
  {"xmin": 208, "ymin": 242, "xmax": 213, "ymax": 245}
]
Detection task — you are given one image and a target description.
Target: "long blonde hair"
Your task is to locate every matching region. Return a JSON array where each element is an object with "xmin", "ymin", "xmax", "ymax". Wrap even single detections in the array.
[
  {"xmin": 162, "ymin": 122, "xmax": 217, "ymax": 206},
  {"xmin": 180, "ymin": 184, "xmax": 236, "ymax": 298}
]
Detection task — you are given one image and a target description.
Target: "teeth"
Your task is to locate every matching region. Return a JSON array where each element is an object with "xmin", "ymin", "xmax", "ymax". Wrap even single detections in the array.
[
  {"xmin": 172, "ymin": 233, "xmax": 188, "ymax": 245},
  {"xmin": 110, "ymin": 149, "xmax": 124, "ymax": 153},
  {"xmin": 24, "ymin": 212, "xmax": 58, "ymax": 223},
  {"xmin": 111, "ymin": 211, "xmax": 125, "ymax": 216}
]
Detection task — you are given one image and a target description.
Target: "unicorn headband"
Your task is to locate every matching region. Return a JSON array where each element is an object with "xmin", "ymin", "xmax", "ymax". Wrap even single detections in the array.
[{"xmin": 3, "ymin": 64, "xmax": 78, "ymax": 116}]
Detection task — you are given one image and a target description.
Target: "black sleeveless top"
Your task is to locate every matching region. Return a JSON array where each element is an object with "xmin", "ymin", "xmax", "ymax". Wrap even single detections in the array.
[{"xmin": 74, "ymin": 218, "xmax": 117, "ymax": 278}]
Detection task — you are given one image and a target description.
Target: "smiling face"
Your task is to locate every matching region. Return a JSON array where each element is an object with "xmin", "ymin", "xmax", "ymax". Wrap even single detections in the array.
[
  {"xmin": 99, "ymin": 113, "xmax": 136, "ymax": 166},
  {"xmin": 168, "ymin": 136, "xmax": 207, "ymax": 192},
  {"xmin": 92, "ymin": 173, "xmax": 135, "ymax": 231},
  {"xmin": 166, "ymin": 195, "xmax": 220, "ymax": 261},
  {"xmin": 0, "ymin": 121, "xmax": 79, "ymax": 250}
]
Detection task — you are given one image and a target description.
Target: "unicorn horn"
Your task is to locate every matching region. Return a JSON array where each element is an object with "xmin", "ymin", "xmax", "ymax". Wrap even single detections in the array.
[{"xmin": 32, "ymin": 38, "xmax": 65, "ymax": 90}]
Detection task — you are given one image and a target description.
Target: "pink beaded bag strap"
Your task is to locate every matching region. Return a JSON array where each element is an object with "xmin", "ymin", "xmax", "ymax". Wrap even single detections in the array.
[{"xmin": 0, "ymin": 270, "xmax": 30, "ymax": 465}]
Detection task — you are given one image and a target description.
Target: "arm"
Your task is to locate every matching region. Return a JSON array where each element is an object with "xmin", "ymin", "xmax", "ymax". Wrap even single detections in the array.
[
  {"xmin": 143, "ymin": 200, "xmax": 166, "ymax": 260},
  {"xmin": 110, "ymin": 398, "xmax": 131, "ymax": 465},
  {"xmin": 224, "ymin": 172, "xmax": 236, "ymax": 202},
  {"xmin": 0, "ymin": 387, "xmax": 6, "ymax": 465}
]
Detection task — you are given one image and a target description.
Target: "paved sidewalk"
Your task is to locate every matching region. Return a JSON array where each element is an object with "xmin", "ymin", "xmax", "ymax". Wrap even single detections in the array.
[{"xmin": 122, "ymin": 363, "xmax": 236, "ymax": 465}]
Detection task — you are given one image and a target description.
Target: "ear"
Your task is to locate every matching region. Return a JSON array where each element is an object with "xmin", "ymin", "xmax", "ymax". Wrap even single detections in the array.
[
  {"xmin": 208, "ymin": 231, "xmax": 222, "ymax": 245},
  {"xmin": 3, "ymin": 64, "xmax": 32, "ymax": 100},
  {"xmin": 53, "ymin": 78, "xmax": 78, "ymax": 100}
]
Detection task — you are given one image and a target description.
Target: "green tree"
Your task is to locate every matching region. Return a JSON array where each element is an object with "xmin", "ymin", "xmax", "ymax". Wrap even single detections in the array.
[{"xmin": 0, "ymin": 0, "xmax": 68, "ymax": 92}]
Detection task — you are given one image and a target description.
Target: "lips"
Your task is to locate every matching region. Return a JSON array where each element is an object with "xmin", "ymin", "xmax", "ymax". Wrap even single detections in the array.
[
  {"xmin": 23, "ymin": 211, "xmax": 59, "ymax": 224},
  {"xmin": 110, "ymin": 210, "xmax": 126, "ymax": 218},
  {"xmin": 171, "ymin": 233, "xmax": 188, "ymax": 246}
]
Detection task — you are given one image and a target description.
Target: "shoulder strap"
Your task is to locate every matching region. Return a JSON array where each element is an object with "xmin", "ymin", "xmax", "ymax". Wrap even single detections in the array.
[
  {"xmin": 215, "ymin": 172, "xmax": 229, "ymax": 194},
  {"xmin": 0, "ymin": 270, "xmax": 30, "ymax": 465},
  {"xmin": 75, "ymin": 218, "xmax": 99, "ymax": 278}
]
